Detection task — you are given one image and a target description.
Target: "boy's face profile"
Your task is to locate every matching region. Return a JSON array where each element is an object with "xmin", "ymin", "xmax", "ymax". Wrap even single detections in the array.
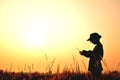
[{"xmin": 89, "ymin": 39, "xmax": 98, "ymax": 44}]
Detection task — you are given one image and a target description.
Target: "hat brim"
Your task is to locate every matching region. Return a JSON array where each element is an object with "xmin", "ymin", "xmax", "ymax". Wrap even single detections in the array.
[{"xmin": 87, "ymin": 38, "xmax": 90, "ymax": 41}]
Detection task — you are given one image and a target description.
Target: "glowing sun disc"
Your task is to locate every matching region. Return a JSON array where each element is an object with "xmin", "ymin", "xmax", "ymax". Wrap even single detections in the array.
[{"xmin": 27, "ymin": 31, "xmax": 44, "ymax": 47}]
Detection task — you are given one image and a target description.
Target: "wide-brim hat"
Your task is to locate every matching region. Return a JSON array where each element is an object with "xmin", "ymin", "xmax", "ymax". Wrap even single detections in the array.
[{"xmin": 87, "ymin": 33, "xmax": 101, "ymax": 41}]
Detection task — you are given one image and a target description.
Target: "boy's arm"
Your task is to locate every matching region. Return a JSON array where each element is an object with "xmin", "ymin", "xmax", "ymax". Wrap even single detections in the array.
[{"xmin": 79, "ymin": 50, "xmax": 92, "ymax": 58}]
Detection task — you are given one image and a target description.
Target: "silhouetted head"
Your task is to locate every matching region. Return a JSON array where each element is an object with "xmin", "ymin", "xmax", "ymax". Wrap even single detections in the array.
[{"xmin": 87, "ymin": 33, "xmax": 101, "ymax": 44}]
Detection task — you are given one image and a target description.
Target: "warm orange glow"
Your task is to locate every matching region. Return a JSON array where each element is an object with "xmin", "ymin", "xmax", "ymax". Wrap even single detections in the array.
[{"xmin": 0, "ymin": 0, "xmax": 120, "ymax": 72}]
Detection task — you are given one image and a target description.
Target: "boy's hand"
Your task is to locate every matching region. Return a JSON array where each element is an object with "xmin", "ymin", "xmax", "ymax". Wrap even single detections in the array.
[
  {"xmin": 79, "ymin": 50, "xmax": 86, "ymax": 55},
  {"xmin": 79, "ymin": 51, "xmax": 83, "ymax": 55}
]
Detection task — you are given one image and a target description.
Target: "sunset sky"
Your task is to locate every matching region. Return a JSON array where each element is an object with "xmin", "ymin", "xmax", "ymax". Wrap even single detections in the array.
[{"xmin": 0, "ymin": 0, "xmax": 120, "ymax": 72}]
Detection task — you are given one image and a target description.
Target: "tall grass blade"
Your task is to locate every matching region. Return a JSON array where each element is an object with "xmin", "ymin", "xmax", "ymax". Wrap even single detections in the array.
[{"xmin": 82, "ymin": 60, "xmax": 87, "ymax": 71}]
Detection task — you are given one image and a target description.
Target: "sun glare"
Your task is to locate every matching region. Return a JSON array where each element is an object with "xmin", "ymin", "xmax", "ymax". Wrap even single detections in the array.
[
  {"xmin": 26, "ymin": 17, "xmax": 48, "ymax": 47},
  {"xmin": 24, "ymin": 9, "xmax": 60, "ymax": 48},
  {"xmin": 27, "ymin": 31, "xmax": 44, "ymax": 47}
]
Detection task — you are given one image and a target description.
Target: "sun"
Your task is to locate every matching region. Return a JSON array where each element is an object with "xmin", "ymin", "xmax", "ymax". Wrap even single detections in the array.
[
  {"xmin": 27, "ymin": 31, "xmax": 44, "ymax": 47},
  {"xmin": 24, "ymin": 9, "xmax": 59, "ymax": 48},
  {"xmin": 25, "ymin": 15, "xmax": 49, "ymax": 48}
]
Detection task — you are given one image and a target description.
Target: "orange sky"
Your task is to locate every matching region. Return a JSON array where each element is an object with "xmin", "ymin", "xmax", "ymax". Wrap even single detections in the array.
[{"xmin": 0, "ymin": 0, "xmax": 120, "ymax": 72}]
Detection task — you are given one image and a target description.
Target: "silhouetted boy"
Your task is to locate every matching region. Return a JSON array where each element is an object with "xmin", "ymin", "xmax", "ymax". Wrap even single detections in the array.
[{"xmin": 79, "ymin": 33, "xmax": 104, "ymax": 80}]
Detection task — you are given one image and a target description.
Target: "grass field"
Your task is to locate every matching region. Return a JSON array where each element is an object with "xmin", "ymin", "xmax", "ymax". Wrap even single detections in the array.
[
  {"xmin": 0, "ymin": 69, "xmax": 120, "ymax": 80},
  {"xmin": 0, "ymin": 55, "xmax": 120, "ymax": 80}
]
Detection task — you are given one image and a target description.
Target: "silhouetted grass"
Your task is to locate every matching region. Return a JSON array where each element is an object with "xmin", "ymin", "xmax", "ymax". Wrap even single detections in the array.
[
  {"xmin": 0, "ymin": 54, "xmax": 120, "ymax": 80},
  {"xmin": 0, "ymin": 69, "xmax": 120, "ymax": 80}
]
